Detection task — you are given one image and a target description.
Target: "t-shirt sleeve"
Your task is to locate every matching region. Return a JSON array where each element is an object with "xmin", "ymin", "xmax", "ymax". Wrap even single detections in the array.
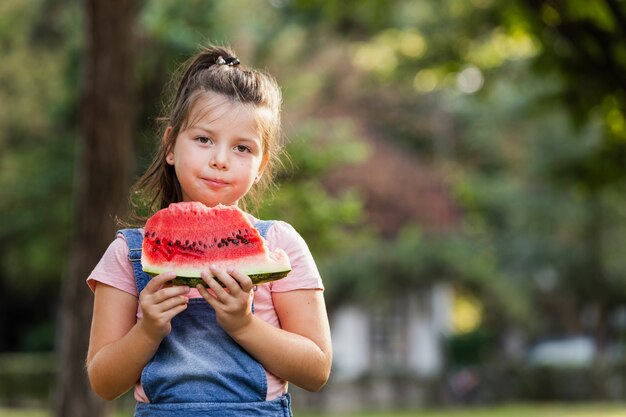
[
  {"xmin": 265, "ymin": 221, "xmax": 324, "ymax": 292},
  {"xmin": 87, "ymin": 234, "xmax": 138, "ymax": 297}
]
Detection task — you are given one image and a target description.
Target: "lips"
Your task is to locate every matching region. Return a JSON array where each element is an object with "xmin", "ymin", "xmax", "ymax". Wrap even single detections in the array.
[{"xmin": 202, "ymin": 177, "xmax": 229, "ymax": 187}]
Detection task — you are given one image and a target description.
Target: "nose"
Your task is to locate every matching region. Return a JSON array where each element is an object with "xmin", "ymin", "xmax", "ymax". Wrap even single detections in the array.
[{"xmin": 210, "ymin": 145, "xmax": 229, "ymax": 170}]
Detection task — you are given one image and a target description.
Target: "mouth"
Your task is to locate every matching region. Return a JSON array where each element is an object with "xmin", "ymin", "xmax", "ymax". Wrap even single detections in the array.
[{"xmin": 202, "ymin": 177, "xmax": 229, "ymax": 187}]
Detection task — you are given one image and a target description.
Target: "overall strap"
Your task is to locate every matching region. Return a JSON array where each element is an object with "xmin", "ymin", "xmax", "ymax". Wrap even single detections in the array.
[
  {"xmin": 118, "ymin": 228, "xmax": 151, "ymax": 293},
  {"xmin": 254, "ymin": 220, "xmax": 275, "ymax": 239}
]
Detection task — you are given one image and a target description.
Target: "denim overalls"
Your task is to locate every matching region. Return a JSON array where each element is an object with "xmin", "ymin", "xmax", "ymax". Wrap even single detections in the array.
[{"xmin": 119, "ymin": 220, "xmax": 293, "ymax": 417}]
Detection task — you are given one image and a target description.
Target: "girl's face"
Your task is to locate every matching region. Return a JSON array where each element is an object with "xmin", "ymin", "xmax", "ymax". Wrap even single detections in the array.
[{"xmin": 166, "ymin": 94, "xmax": 267, "ymax": 208}]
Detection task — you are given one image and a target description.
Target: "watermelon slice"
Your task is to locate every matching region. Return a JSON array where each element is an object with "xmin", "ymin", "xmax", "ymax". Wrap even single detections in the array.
[{"xmin": 141, "ymin": 202, "xmax": 291, "ymax": 286}]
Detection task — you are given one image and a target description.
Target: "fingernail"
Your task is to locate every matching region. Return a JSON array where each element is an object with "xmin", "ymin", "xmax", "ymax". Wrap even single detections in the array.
[{"xmin": 183, "ymin": 286, "xmax": 190, "ymax": 293}]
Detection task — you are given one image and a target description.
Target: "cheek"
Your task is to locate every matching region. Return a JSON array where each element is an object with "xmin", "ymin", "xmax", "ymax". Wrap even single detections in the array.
[
  {"xmin": 175, "ymin": 147, "xmax": 202, "ymax": 167},
  {"xmin": 242, "ymin": 158, "xmax": 263, "ymax": 178}
]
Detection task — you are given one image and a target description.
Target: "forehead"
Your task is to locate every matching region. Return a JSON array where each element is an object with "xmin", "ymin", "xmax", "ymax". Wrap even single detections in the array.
[{"xmin": 185, "ymin": 93, "xmax": 260, "ymax": 132}]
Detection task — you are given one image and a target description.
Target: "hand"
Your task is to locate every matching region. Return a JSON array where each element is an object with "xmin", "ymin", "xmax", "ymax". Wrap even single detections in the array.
[
  {"xmin": 197, "ymin": 265, "xmax": 254, "ymax": 335},
  {"xmin": 138, "ymin": 271, "xmax": 189, "ymax": 342}
]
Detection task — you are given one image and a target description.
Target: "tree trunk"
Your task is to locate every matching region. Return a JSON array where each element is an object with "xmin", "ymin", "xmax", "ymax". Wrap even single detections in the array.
[{"xmin": 55, "ymin": 1, "xmax": 137, "ymax": 416}]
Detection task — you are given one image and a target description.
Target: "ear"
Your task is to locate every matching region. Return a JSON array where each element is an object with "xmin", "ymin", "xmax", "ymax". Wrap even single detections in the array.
[
  {"xmin": 163, "ymin": 126, "xmax": 175, "ymax": 165},
  {"xmin": 255, "ymin": 153, "xmax": 269, "ymax": 183}
]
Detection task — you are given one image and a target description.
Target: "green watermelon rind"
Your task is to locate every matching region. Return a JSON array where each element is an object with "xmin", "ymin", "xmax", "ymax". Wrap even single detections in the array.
[
  {"xmin": 146, "ymin": 270, "xmax": 290, "ymax": 287},
  {"xmin": 176, "ymin": 270, "xmax": 290, "ymax": 287}
]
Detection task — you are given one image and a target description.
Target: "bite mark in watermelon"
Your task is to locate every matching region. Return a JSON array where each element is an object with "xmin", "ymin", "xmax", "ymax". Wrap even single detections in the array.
[{"xmin": 141, "ymin": 202, "xmax": 291, "ymax": 286}]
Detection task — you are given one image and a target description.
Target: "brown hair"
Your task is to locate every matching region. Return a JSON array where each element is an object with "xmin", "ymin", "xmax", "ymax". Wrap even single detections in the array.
[{"xmin": 128, "ymin": 45, "xmax": 283, "ymax": 225}]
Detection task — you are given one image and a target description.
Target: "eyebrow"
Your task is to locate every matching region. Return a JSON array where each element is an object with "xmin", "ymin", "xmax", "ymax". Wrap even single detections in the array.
[{"xmin": 190, "ymin": 125, "xmax": 261, "ymax": 145}]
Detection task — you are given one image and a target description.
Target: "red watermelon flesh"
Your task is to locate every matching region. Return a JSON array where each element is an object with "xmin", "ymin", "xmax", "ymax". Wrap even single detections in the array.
[{"xmin": 142, "ymin": 202, "xmax": 291, "ymax": 286}]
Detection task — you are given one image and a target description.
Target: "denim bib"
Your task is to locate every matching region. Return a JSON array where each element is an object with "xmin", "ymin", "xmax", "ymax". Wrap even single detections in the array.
[{"xmin": 119, "ymin": 220, "xmax": 293, "ymax": 416}]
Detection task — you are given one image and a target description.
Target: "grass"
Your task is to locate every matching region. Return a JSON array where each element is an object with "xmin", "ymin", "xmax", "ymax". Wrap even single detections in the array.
[
  {"xmin": 298, "ymin": 403, "xmax": 626, "ymax": 417},
  {"xmin": 1, "ymin": 403, "xmax": 625, "ymax": 417}
]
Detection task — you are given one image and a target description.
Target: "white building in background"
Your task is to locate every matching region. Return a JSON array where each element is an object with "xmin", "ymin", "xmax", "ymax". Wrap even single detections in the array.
[
  {"xmin": 331, "ymin": 304, "xmax": 371, "ymax": 381},
  {"xmin": 293, "ymin": 283, "xmax": 455, "ymax": 411}
]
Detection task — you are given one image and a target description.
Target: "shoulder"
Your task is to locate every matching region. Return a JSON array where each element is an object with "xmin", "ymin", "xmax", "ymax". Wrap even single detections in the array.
[
  {"xmin": 106, "ymin": 233, "xmax": 134, "ymax": 264},
  {"xmin": 86, "ymin": 232, "xmax": 141, "ymax": 296},
  {"xmin": 265, "ymin": 220, "xmax": 301, "ymax": 243},
  {"xmin": 263, "ymin": 220, "xmax": 324, "ymax": 292},
  {"xmin": 245, "ymin": 214, "xmax": 302, "ymax": 246},
  {"xmin": 253, "ymin": 219, "xmax": 308, "ymax": 253}
]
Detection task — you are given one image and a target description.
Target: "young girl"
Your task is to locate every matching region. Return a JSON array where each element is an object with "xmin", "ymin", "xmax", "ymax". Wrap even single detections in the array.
[{"xmin": 86, "ymin": 45, "xmax": 332, "ymax": 416}]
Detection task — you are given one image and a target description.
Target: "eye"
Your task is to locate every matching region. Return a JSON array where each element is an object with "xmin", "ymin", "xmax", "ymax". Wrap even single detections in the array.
[
  {"xmin": 235, "ymin": 144, "xmax": 251, "ymax": 153},
  {"xmin": 196, "ymin": 136, "xmax": 211, "ymax": 144}
]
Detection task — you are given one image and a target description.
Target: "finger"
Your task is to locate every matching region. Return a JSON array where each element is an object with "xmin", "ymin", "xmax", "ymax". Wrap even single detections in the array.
[
  {"xmin": 144, "ymin": 271, "xmax": 177, "ymax": 293},
  {"xmin": 227, "ymin": 268, "xmax": 254, "ymax": 293},
  {"xmin": 201, "ymin": 270, "xmax": 230, "ymax": 300},
  {"xmin": 151, "ymin": 285, "xmax": 190, "ymax": 304},
  {"xmin": 159, "ymin": 301, "xmax": 188, "ymax": 321},
  {"xmin": 139, "ymin": 286, "xmax": 189, "ymax": 304},
  {"xmin": 142, "ymin": 290, "xmax": 188, "ymax": 313},
  {"xmin": 196, "ymin": 284, "xmax": 219, "ymax": 306},
  {"xmin": 209, "ymin": 265, "xmax": 241, "ymax": 295},
  {"xmin": 158, "ymin": 294, "xmax": 189, "ymax": 312}
]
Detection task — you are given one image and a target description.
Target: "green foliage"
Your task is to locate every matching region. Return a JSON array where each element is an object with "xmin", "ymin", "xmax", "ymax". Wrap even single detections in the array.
[
  {"xmin": 322, "ymin": 228, "xmax": 531, "ymax": 327},
  {"xmin": 446, "ymin": 329, "xmax": 492, "ymax": 366},
  {"xmin": 281, "ymin": 119, "xmax": 369, "ymax": 178},
  {"xmin": 0, "ymin": 0, "xmax": 81, "ymax": 354},
  {"xmin": 260, "ymin": 118, "xmax": 372, "ymax": 256},
  {"xmin": 0, "ymin": 1, "xmax": 78, "ymax": 294},
  {"xmin": 447, "ymin": 54, "xmax": 626, "ymax": 335},
  {"xmin": 505, "ymin": 0, "xmax": 626, "ymax": 183},
  {"xmin": 270, "ymin": 0, "xmax": 626, "ymax": 345}
]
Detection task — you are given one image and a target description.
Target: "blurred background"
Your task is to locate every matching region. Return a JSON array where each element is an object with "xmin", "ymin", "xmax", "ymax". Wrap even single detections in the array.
[{"xmin": 1, "ymin": 0, "xmax": 626, "ymax": 416}]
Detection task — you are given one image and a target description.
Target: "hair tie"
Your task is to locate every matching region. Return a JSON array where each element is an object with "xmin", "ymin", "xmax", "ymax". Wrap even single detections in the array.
[{"xmin": 216, "ymin": 56, "xmax": 240, "ymax": 67}]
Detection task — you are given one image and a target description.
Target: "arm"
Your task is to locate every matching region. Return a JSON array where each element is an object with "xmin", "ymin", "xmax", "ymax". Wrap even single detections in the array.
[
  {"xmin": 197, "ymin": 267, "xmax": 332, "ymax": 391},
  {"xmin": 86, "ymin": 273, "xmax": 189, "ymax": 400},
  {"xmin": 237, "ymin": 289, "xmax": 332, "ymax": 391}
]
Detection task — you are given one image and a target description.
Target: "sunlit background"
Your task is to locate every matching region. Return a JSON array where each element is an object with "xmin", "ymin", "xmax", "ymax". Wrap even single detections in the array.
[{"xmin": 1, "ymin": 0, "xmax": 626, "ymax": 416}]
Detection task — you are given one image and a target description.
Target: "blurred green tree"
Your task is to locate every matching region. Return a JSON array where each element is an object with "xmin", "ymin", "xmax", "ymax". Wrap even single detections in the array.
[
  {"xmin": 0, "ymin": 0, "xmax": 78, "ymax": 351},
  {"xmin": 55, "ymin": 0, "xmax": 138, "ymax": 416},
  {"xmin": 267, "ymin": 0, "xmax": 626, "ymax": 361}
]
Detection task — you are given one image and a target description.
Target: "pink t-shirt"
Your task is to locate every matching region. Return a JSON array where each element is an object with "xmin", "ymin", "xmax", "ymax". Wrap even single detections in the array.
[{"xmin": 87, "ymin": 218, "xmax": 323, "ymax": 402}]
